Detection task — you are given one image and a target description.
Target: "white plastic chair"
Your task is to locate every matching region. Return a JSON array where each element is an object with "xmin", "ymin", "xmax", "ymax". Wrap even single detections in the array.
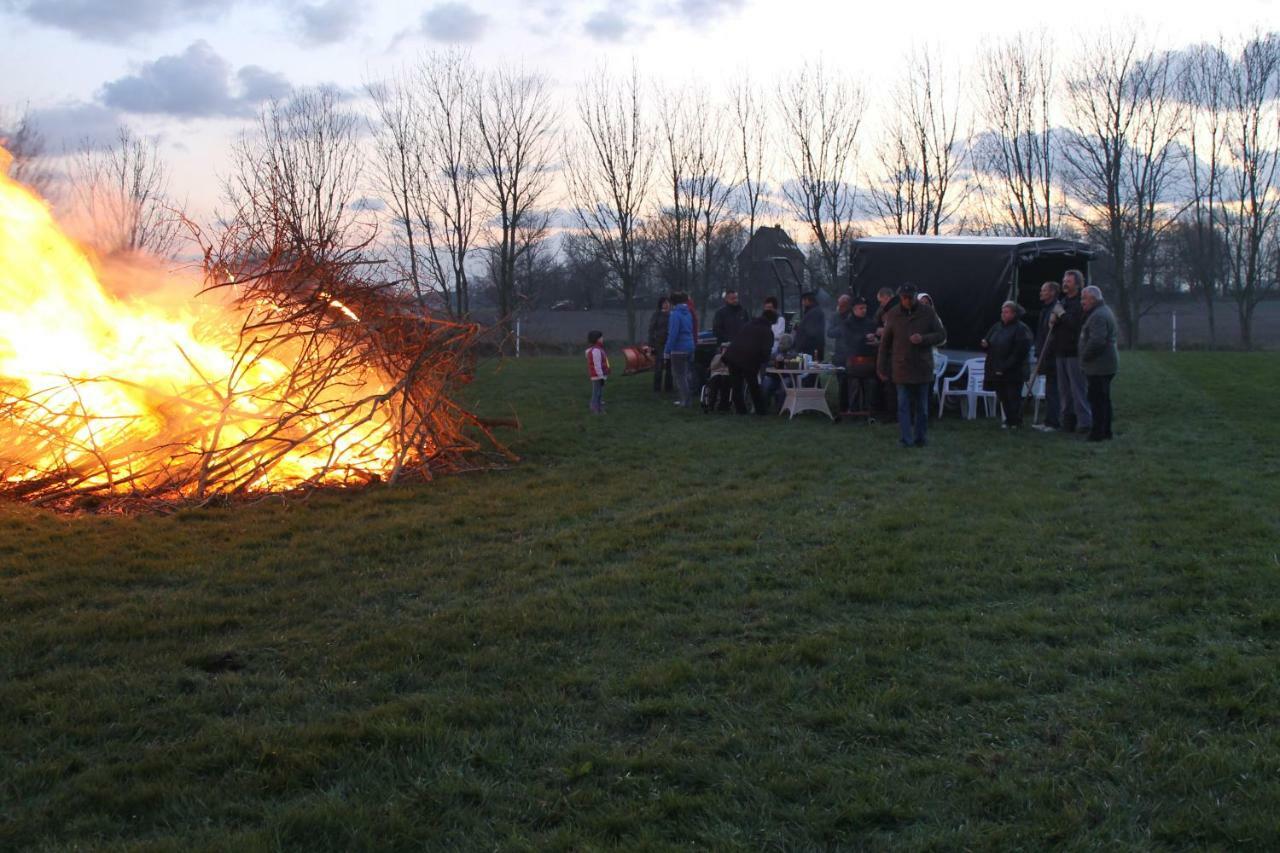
[
  {"xmin": 1029, "ymin": 375, "xmax": 1046, "ymax": 423},
  {"xmin": 938, "ymin": 357, "xmax": 997, "ymax": 419},
  {"xmin": 931, "ymin": 353, "xmax": 949, "ymax": 400}
]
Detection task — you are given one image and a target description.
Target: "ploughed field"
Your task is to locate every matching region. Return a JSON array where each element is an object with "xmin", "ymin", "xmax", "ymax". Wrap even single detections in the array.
[{"xmin": 2, "ymin": 352, "xmax": 1278, "ymax": 850}]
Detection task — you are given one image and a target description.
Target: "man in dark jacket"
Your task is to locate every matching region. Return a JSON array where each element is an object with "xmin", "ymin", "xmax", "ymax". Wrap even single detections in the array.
[
  {"xmin": 723, "ymin": 310, "xmax": 778, "ymax": 415},
  {"xmin": 878, "ymin": 283, "xmax": 947, "ymax": 447},
  {"xmin": 1033, "ymin": 281, "xmax": 1060, "ymax": 429},
  {"xmin": 1079, "ymin": 286, "xmax": 1119, "ymax": 441},
  {"xmin": 871, "ymin": 287, "xmax": 897, "ymax": 416},
  {"xmin": 792, "ymin": 292, "xmax": 826, "ymax": 360},
  {"xmin": 827, "ymin": 294, "xmax": 856, "ymax": 412},
  {"xmin": 981, "ymin": 301, "xmax": 1034, "ymax": 429},
  {"xmin": 712, "ymin": 289, "xmax": 750, "ymax": 345},
  {"xmin": 647, "ymin": 295, "xmax": 672, "ymax": 393},
  {"xmin": 1051, "ymin": 270, "xmax": 1092, "ymax": 433}
]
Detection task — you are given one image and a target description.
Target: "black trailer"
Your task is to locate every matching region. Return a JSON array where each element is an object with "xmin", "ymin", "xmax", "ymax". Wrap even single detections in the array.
[{"xmin": 848, "ymin": 236, "xmax": 1094, "ymax": 350}]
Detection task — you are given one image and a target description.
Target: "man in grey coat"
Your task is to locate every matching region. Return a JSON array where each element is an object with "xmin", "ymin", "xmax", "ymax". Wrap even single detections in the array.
[{"xmin": 1079, "ymin": 285, "xmax": 1119, "ymax": 442}]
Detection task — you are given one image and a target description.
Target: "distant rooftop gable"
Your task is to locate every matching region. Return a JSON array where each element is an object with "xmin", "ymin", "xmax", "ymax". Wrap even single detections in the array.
[{"xmin": 738, "ymin": 225, "xmax": 805, "ymax": 262}]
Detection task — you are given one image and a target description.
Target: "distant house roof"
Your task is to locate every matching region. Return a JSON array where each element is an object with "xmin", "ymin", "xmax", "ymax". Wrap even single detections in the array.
[{"xmin": 737, "ymin": 225, "xmax": 805, "ymax": 263}]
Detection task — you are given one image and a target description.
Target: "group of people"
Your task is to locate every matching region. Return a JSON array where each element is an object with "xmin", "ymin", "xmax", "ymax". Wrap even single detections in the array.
[{"xmin": 590, "ymin": 268, "xmax": 1120, "ymax": 445}]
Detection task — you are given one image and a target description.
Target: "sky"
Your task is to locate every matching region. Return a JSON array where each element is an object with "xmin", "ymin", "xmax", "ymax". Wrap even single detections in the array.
[{"xmin": 1, "ymin": 0, "xmax": 1277, "ymax": 218}]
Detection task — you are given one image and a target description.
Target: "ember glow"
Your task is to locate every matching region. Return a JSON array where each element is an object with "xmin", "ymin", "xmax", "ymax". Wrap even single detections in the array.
[{"xmin": 0, "ymin": 146, "xmax": 490, "ymax": 509}]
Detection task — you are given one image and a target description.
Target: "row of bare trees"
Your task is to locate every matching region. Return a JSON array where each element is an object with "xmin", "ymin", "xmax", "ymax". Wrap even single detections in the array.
[{"xmin": 5, "ymin": 30, "xmax": 1278, "ymax": 349}]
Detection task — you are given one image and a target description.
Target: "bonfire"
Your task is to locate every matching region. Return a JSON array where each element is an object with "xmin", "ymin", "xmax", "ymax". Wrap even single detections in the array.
[{"xmin": 0, "ymin": 147, "xmax": 511, "ymax": 512}]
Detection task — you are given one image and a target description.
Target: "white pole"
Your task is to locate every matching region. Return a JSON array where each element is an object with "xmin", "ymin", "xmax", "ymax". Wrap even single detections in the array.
[
  {"xmin": 1171, "ymin": 310, "xmax": 1177, "ymax": 353},
  {"xmin": 515, "ymin": 318, "xmax": 521, "ymax": 358}
]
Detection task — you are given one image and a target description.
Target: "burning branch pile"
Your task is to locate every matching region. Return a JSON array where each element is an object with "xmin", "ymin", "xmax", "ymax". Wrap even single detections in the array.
[{"xmin": 0, "ymin": 147, "xmax": 511, "ymax": 512}]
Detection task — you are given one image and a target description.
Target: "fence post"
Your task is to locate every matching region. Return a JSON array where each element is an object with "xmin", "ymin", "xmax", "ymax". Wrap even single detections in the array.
[
  {"xmin": 515, "ymin": 319, "xmax": 521, "ymax": 358},
  {"xmin": 1171, "ymin": 311, "xmax": 1177, "ymax": 353}
]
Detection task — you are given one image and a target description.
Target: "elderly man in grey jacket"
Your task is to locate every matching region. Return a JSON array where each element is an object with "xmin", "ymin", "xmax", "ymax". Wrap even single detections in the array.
[{"xmin": 1079, "ymin": 285, "xmax": 1119, "ymax": 442}]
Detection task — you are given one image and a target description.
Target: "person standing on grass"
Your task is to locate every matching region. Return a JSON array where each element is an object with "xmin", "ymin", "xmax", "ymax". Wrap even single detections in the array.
[
  {"xmin": 1079, "ymin": 285, "xmax": 1119, "ymax": 442},
  {"xmin": 647, "ymin": 295, "xmax": 673, "ymax": 394},
  {"xmin": 586, "ymin": 330, "xmax": 610, "ymax": 414},
  {"xmin": 1051, "ymin": 270, "xmax": 1092, "ymax": 434},
  {"xmin": 872, "ymin": 286, "xmax": 897, "ymax": 417},
  {"xmin": 792, "ymin": 292, "xmax": 826, "ymax": 362},
  {"xmin": 664, "ymin": 291, "xmax": 696, "ymax": 408},
  {"xmin": 1033, "ymin": 281, "xmax": 1062, "ymax": 431},
  {"xmin": 827, "ymin": 294, "xmax": 857, "ymax": 413},
  {"xmin": 878, "ymin": 283, "xmax": 947, "ymax": 448},
  {"xmin": 723, "ymin": 309, "xmax": 779, "ymax": 415},
  {"xmin": 712, "ymin": 289, "xmax": 750, "ymax": 346},
  {"xmin": 980, "ymin": 301, "xmax": 1034, "ymax": 430}
]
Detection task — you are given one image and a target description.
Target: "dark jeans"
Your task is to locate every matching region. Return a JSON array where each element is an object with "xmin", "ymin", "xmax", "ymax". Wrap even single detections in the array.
[
  {"xmin": 729, "ymin": 365, "xmax": 767, "ymax": 415},
  {"xmin": 873, "ymin": 377, "xmax": 896, "ymax": 417},
  {"xmin": 590, "ymin": 379, "xmax": 605, "ymax": 412},
  {"xmin": 1086, "ymin": 373, "xmax": 1114, "ymax": 439},
  {"xmin": 995, "ymin": 380, "xmax": 1023, "ymax": 427},
  {"xmin": 896, "ymin": 382, "xmax": 929, "ymax": 446},
  {"xmin": 1040, "ymin": 367, "xmax": 1060, "ymax": 428},
  {"xmin": 652, "ymin": 354, "xmax": 672, "ymax": 392}
]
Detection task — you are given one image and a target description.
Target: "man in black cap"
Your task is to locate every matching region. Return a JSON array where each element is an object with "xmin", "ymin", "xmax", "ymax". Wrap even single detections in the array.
[{"xmin": 877, "ymin": 283, "xmax": 947, "ymax": 447}]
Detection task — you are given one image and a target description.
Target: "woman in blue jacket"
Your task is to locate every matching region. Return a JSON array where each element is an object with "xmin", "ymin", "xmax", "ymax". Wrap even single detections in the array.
[{"xmin": 664, "ymin": 291, "xmax": 696, "ymax": 408}]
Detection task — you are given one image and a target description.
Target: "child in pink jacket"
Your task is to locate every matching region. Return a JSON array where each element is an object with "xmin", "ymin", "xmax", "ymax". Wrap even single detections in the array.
[{"xmin": 585, "ymin": 330, "xmax": 611, "ymax": 413}]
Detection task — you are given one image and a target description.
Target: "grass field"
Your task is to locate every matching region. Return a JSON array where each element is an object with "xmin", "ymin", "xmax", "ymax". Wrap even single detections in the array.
[{"xmin": 2, "ymin": 352, "xmax": 1279, "ymax": 850}]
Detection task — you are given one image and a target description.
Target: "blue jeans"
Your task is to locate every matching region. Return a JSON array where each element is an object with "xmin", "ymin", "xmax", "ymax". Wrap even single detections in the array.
[
  {"xmin": 589, "ymin": 379, "xmax": 605, "ymax": 412},
  {"xmin": 669, "ymin": 352, "xmax": 693, "ymax": 407},
  {"xmin": 897, "ymin": 382, "xmax": 929, "ymax": 446}
]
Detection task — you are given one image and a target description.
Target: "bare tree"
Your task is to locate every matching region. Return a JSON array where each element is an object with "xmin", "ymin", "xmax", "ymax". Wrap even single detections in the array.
[
  {"xmin": 567, "ymin": 65, "xmax": 656, "ymax": 342},
  {"xmin": 654, "ymin": 83, "xmax": 734, "ymax": 316},
  {"xmin": 70, "ymin": 126, "xmax": 182, "ymax": 258},
  {"xmin": 776, "ymin": 60, "xmax": 865, "ymax": 289},
  {"xmin": 1179, "ymin": 38, "xmax": 1231, "ymax": 348},
  {"xmin": 0, "ymin": 105, "xmax": 56, "ymax": 196},
  {"xmin": 366, "ymin": 52, "xmax": 485, "ymax": 318},
  {"xmin": 870, "ymin": 48, "xmax": 968, "ymax": 236},
  {"xmin": 973, "ymin": 34, "xmax": 1056, "ymax": 236},
  {"xmin": 1220, "ymin": 32, "xmax": 1280, "ymax": 350},
  {"xmin": 729, "ymin": 76, "xmax": 770, "ymax": 243},
  {"xmin": 473, "ymin": 64, "xmax": 556, "ymax": 340},
  {"xmin": 654, "ymin": 84, "xmax": 700, "ymax": 296},
  {"xmin": 367, "ymin": 69, "xmax": 430, "ymax": 303},
  {"xmin": 418, "ymin": 50, "xmax": 483, "ymax": 317},
  {"xmin": 1061, "ymin": 30, "xmax": 1187, "ymax": 347},
  {"xmin": 226, "ymin": 88, "xmax": 365, "ymax": 268}
]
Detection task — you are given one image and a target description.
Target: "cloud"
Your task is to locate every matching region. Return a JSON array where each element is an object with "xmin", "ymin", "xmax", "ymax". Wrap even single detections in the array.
[
  {"xmin": 297, "ymin": 0, "xmax": 360, "ymax": 45},
  {"xmin": 98, "ymin": 41, "xmax": 290, "ymax": 119},
  {"xmin": 237, "ymin": 65, "xmax": 292, "ymax": 103},
  {"xmin": 25, "ymin": 102, "xmax": 124, "ymax": 150},
  {"xmin": 583, "ymin": 7, "xmax": 635, "ymax": 42},
  {"xmin": 671, "ymin": 0, "xmax": 745, "ymax": 23},
  {"xmin": 421, "ymin": 1, "xmax": 488, "ymax": 42},
  {"xmin": 349, "ymin": 196, "xmax": 386, "ymax": 212},
  {"xmin": 6, "ymin": 0, "xmax": 233, "ymax": 42}
]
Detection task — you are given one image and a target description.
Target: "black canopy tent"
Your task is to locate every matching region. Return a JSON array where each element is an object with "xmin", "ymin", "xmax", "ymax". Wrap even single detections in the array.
[{"xmin": 848, "ymin": 236, "xmax": 1094, "ymax": 350}]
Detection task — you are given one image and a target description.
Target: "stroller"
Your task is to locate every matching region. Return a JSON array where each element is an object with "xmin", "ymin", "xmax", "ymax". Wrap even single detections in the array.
[{"xmin": 700, "ymin": 350, "xmax": 734, "ymax": 413}]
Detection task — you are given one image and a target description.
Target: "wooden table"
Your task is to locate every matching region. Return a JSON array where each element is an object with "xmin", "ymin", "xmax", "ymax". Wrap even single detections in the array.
[{"xmin": 766, "ymin": 367, "xmax": 841, "ymax": 420}]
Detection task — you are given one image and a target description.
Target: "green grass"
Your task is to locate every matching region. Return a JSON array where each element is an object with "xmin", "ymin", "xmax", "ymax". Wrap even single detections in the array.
[{"xmin": 2, "ymin": 352, "xmax": 1279, "ymax": 850}]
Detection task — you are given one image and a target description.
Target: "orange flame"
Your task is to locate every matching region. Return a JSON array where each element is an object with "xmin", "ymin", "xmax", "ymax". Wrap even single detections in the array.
[{"xmin": 0, "ymin": 146, "xmax": 407, "ymax": 502}]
